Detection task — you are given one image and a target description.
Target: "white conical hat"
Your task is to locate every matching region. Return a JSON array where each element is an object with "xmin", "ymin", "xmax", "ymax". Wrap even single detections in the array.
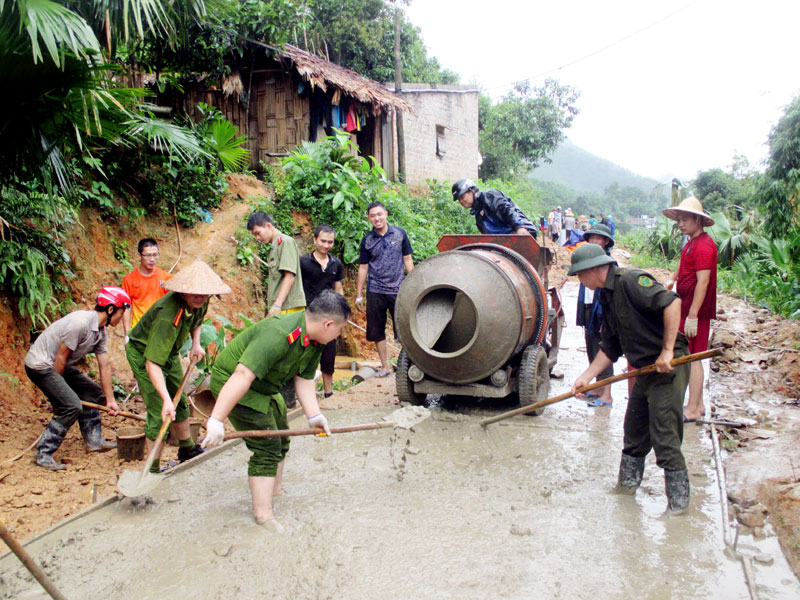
[
  {"xmin": 163, "ymin": 260, "xmax": 232, "ymax": 295},
  {"xmin": 662, "ymin": 196, "xmax": 715, "ymax": 227}
]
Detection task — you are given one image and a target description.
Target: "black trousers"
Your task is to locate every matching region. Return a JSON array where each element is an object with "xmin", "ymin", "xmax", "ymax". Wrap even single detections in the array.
[{"xmin": 25, "ymin": 365, "xmax": 103, "ymax": 429}]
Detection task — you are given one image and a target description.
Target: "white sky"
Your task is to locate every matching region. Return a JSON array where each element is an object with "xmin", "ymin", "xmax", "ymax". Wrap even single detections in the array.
[{"xmin": 405, "ymin": 0, "xmax": 800, "ymax": 181}]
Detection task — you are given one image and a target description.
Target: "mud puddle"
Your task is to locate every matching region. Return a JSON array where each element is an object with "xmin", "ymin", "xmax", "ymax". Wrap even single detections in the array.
[{"xmin": 2, "ymin": 283, "xmax": 799, "ymax": 599}]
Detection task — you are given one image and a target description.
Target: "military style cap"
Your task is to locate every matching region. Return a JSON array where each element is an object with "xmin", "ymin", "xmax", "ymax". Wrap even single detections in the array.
[
  {"xmin": 662, "ymin": 196, "xmax": 714, "ymax": 227},
  {"xmin": 583, "ymin": 223, "xmax": 615, "ymax": 248},
  {"xmin": 568, "ymin": 243, "xmax": 617, "ymax": 276},
  {"xmin": 163, "ymin": 260, "xmax": 232, "ymax": 295}
]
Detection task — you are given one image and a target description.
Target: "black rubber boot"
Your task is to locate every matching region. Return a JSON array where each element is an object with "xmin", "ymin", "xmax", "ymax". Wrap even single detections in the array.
[
  {"xmin": 616, "ymin": 453, "xmax": 645, "ymax": 493},
  {"xmin": 177, "ymin": 444, "xmax": 205, "ymax": 463},
  {"xmin": 665, "ymin": 469, "xmax": 690, "ymax": 514},
  {"xmin": 35, "ymin": 419, "xmax": 69, "ymax": 470},
  {"xmin": 78, "ymin": 411, "xmax": 116, "ymax": 452}
]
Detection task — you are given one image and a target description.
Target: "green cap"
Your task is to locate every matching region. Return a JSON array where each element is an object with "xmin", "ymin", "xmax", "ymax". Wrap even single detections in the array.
[
  {"xmin": 568, "ymin": 243, "xmax": 616, "ymax": 276},
  {"xmin": 582, "ymin": 223, "xmax": 614, "ymax": 248}
]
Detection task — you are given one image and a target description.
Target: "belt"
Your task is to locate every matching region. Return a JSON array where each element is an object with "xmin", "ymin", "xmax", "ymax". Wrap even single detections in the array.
[{"xmin": 281, "ymin": 307, "xmax": 305, "ymax": 315}]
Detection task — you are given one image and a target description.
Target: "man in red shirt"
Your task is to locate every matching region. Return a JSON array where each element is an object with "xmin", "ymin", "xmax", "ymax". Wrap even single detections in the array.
[{"xmin": 664, "ymin": 197, "xmax": 717, "ymax": 422}]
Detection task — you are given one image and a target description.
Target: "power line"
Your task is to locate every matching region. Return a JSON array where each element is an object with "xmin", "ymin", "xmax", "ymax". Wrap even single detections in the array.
[{"xmin": 482, "ymin": 0, "xmax": 699, "ymax": 93}]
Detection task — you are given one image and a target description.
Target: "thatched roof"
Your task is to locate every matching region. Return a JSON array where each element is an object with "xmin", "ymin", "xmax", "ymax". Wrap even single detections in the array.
[{"xmin": 279, "ymin": 44, "xmax": 410, "ymax": 114}]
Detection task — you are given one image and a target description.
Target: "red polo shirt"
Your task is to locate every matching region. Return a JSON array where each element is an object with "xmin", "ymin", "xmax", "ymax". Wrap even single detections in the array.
[{"xmin": 676, "ymin": 231, "xmax": 717, "ymax": 320}]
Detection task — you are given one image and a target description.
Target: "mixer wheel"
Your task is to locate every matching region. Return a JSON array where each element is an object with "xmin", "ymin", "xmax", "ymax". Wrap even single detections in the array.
[
  {"xmin": 396, "ymin": 349, "xmax": 427, "ymax": 406},
  {"xmin": 517, "ymin": 345, "xmax": 550, "ymax": 416}
]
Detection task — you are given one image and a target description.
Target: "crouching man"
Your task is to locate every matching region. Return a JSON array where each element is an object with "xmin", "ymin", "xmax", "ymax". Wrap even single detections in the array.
[
  {"xmin": 567, "ymin": 244, "xmax": 692, "ymax": 514},
  {"xmin": 202, "ymin": 290, "xmax": 350, "ymax": 528},
  {"xmin": 25, "ymin": 287, "xmax": 130, "ymax": 470}
]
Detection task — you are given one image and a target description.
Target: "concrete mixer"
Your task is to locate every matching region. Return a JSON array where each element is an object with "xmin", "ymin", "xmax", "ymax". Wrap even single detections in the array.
[{"xmin": 395, "ymin": 234, "xmax": 564, "ymax": 414}]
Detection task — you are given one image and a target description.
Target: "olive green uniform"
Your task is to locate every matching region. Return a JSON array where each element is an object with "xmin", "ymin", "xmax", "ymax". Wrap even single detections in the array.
[
  {"xmin": 126, "ymin": 291, "xmax": 208, "ymax": 440},
  {"xmin": 266, "ymin": 229, "xmax": 306, "ymax": 311},
  {"xmin": 598, "ymin": 265, "xmax": 690, "ymax": 471},
  {"xmin": 209, "ymin": 312, "xmax": 322, "ymax": 477}
]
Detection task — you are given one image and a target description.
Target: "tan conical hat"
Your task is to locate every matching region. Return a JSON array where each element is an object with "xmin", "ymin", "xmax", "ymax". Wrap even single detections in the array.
[
  {"xmin": 662, "ymin": 196, "xmax": 714, "ymax": 227},
  {"xmin": 163, "ymin": 260, "xmax": 232, "ymax": 295}
]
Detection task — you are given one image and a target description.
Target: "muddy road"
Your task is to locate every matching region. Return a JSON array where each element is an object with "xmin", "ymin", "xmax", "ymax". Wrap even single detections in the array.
[{"xmin": 2, "ymin": 282, "xmax": 799, "ymax": 599}]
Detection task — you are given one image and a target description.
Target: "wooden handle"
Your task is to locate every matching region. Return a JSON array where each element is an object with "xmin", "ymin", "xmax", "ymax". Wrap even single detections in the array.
[
  {"xmin": 81, "ymin": 401, "xmax": 145, "ymax": 422},
  {"xmin": 138, "ymin": 359, "xmax": 198, "ymax": 477},
  {"xmin": 0, "ymin": 519, "xmax": 69, "ymax": 600},
  {"xmin": 480, "ymin": 348, "xmax": 722, "ymax": 427},
  {"xmin": 223, "ymin": 422, "xmax": 393, "ymax": 440}
]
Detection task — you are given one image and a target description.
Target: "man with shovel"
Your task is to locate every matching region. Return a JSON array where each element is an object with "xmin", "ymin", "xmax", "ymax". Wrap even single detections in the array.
[
  {"xmin": 126, "ymin": 260, "xmax": 231, "ymax": 473},
  {"xmin": 24, "ymin": 287, "xmax": 130, "ymax": 469},
  {"xmin": 568, "ymin": 244, "xmax": 692, "ymax": 514},
  {"xmin": 201, "ymin": 290, "xmax": 350, "ymax": 528}
]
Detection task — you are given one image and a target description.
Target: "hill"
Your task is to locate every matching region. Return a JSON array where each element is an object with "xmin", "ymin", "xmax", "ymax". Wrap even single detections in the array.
[{"xmin": 528, "ymin": 139, "xmax": 665, "ymax": 196}]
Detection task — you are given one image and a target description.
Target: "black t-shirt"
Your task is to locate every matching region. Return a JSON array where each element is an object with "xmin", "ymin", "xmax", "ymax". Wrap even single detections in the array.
[{"xmin": 300, "ymin": 252, "xmax": 344, "ymax": 304}]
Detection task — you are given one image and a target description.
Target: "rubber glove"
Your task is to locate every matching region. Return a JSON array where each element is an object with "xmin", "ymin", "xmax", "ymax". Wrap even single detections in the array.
[
  {"xmin": 124, "ymin": 335, "xmax": 130, "ymax": 345},
  {"xmin": 684, "ymin": 317, "xmax": 698, "ymax": 338},
  {"xmin": 201, "ymin": 417, "xmax": 225, "ymax": 448},
  {"xmin": 355, "ymin": 296, "xmax": 364, "ymax": 312},
  {"xmin": 308, "ymin": 413, "xmax": 331, "ymax": 436}
]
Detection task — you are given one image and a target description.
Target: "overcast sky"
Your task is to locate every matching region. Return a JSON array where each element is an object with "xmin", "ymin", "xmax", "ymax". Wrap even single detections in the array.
[{"xmin": 405, "ymin": 0, "xmax": 800, "ymax": 181}]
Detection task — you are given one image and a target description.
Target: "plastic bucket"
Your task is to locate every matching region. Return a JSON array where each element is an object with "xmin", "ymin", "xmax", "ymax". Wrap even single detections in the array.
[{"xmin": 116, "ymin": 427, "xmax": 145, "ymax": 461}]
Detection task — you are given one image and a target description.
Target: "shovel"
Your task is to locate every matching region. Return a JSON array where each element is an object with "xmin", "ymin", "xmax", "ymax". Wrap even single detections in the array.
[
  {"xmin": 480, "ymin": 348, "xmax": 722, "ymax": 427},
  {"xmin": 117, "ymin": 359, "xmax": 198, "ymax": 498},
  {"xmin": 81, "ymin": 401, "xmax": 145, "ymax": 422}
]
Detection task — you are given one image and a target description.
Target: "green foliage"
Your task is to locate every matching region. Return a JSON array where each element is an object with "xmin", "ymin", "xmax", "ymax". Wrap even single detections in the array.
[
  {"xmin": 180, "ymin": 313, "xmax": 256, "ymax": 384},
  {"xmin": 480, "ymin": 80, "xmax": 580, "ymax": 180},
  {"xmin": 708, "ymin": 208, "xmax": 757, "ymax": 267},
  {"xmin": 191, "ymin": 103, "xmax": 249, "ymax": 171}
]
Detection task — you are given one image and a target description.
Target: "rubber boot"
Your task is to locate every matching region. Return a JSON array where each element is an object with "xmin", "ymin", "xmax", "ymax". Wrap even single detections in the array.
[
  {"xmin": 78, "ymin": 410, "xmax": 116, "ymax": 452},
  {"xmin": 664, "ymin": 469, "xmax": 690, "ymax": 514},
  {"xmin": 616, "ymin": 453, "xmax": 645, "ymax": 493},
  {"xmin": 35, "ymin": 419, "xmax": 69, "ymax": 470}
]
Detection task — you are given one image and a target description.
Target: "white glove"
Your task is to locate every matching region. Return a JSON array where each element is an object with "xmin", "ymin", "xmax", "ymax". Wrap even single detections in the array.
[
  {"xmin": 684, "ymin": 317, "xmax": 698, "ymax": 338},
  {"xmin": 201, "ymin": 417, "xmax": 225, "ymax": 448},
  {"xmin": 124, "ymin": 335, "xmax": 130, "ymax": 345},
  {"xmin": 308, "ymin": 413, "xmax": 331, "ymax": 436},
  {"xmin": 354, "ymin": 296, "xmax": 364, "ymax": 311}
]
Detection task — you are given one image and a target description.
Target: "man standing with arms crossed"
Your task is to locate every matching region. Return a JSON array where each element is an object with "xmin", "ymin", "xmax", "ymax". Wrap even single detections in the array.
[
  {"xmin": 663, "ymin": 197, "xmax": 717, "ymax": 422},
  {"xmin": 355, "ymin": 202, "xmax": 414, "ymax": 377},
  {"xmin": 247, "ymin": 211, "xmax": 306, "ymax": 318},
  {"xmin": 300, "ymin": 224, "xmax": 344, "ymax": 398},
  {"xmin": 121, "ymin": 238, "xmax": 171, "ymax": 343}
]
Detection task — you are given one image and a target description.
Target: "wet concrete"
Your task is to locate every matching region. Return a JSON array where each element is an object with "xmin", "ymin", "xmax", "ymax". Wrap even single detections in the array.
[{"xmin": 2, "ymin": 282, "xmax": 799, "ymax": 599}]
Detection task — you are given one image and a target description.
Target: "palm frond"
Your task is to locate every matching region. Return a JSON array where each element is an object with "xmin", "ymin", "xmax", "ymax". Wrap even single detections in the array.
[
  {"xmin": 205, "ymin": 117, "xmax": 249, "ymax": 171},
  {"xmin": 124, "ymin": 114, "xmax": 209, "ymax": 162},
  {"xmin": 15, "ymin": 0, "xmax": 100, "ymax": 66}
]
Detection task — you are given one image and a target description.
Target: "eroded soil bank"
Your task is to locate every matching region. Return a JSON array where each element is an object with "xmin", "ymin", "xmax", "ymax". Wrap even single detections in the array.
[{"xmin": 2, "ymin": 282, "xmax": 799, "ymax": 599}]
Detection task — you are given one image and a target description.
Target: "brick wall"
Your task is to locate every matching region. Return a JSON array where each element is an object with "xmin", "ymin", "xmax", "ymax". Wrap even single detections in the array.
[{"xmin": 388, "ymin": 84, "xmax": 479, "ymax": 189}]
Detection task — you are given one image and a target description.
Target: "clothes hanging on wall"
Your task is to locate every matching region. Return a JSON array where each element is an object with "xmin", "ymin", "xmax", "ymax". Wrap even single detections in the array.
[{"xmin": 309, "ymin": 89, "xmax": 332, "ymax": 142}]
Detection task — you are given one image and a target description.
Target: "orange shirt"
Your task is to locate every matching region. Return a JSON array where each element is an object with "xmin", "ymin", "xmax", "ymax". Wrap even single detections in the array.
[{"xmin": 121, "ymin": 267, "xmax": 171, "ymax": 327}]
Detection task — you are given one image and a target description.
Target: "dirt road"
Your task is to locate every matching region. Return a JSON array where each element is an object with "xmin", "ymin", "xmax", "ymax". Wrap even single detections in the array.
[{"xmin": 2, "ymin": 282, "xmax": 798, "ymax": 599}]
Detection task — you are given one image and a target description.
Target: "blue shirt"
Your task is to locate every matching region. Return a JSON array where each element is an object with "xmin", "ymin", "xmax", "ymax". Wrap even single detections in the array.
[{"xmin": 359, "ymin": 225, "xmax": 413, "ymax": 294}]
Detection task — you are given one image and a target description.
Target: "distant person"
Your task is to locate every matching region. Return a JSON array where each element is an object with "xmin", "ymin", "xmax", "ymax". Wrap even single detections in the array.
[
  {"xmin": 355, "ymin": 202, "xmax": 414, "ymax": 377},
  {"xmin": 568, "ymin": 243, "xmax": 691, "ymax": 514},
  {"xmin": 589, "ymin": 214, "xmax": 597, "ymax": 226},
  {"xmin": 247, "ymin": 211, "xmax": 306, "ymax": 318},
  {"xmin": 563, "ymin": 209, "xmax": 576, "ymax": 231},
  {"xmin": 549, "ymin": 207, "xmax": 562, "ymax": 244},
  {"xmin": 663, "ymin": 197, "xmax": 717, "ymax": 423},
  {"xmin": 576, "ymin": 224, "xmax": 616, "ymax": 407},
  {"xmin": 300, "ymin": 224, "xmax": 344, "ymax": 398},
  {"xmin": 451, "ymin": 179, "xmax": 539, "ymax": 239},
  {"xmin": 121, "ymin": 238, "xmax": 171, "ymax": 343},
  {"xmin": 25, "ymin": 287, "xmax": 130, "ymax": 469},
  {"xmin": 603, "ymin": 213, "xmax": 616, "ymax": 238}
]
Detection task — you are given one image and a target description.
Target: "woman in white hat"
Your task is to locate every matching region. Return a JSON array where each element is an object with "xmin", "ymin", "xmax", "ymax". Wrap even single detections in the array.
[
  {"xmin": 663, "ymin": 197, "xmax": 717, "ymax": 422},
  {"xmin": 126, "ymin": 260, "xmax": 231, "ymax": 471}
]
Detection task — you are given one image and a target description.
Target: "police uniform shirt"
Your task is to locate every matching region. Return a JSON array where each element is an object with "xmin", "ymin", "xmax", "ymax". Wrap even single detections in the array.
[
  {"xmin": 266, "ymin": 229, "xmax": 307, "ymax": 310},
  {"xmin": 211, "ymin": 312, "xmax": 322, "ymax": 413},
  {"xmin": 300, "ymin": 252, "xmax": 344, "ymax": 304},
  {"xmin": 128, "ymin": 291, "xmax": 208, "ymax": 366},
  {"xmin": 598, "ymin": 265, "xmax": 689, "ymax": 369}
]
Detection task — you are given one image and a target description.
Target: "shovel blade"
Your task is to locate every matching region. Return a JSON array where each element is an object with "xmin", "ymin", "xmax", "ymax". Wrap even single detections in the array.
[{"xmin": 117, "ymin": 469, "xmax": 164, "ymax": 498}]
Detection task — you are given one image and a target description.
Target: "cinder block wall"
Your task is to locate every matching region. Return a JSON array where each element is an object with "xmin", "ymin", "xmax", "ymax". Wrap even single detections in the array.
[{"xmin": 388, "ymin": 84, "xmax": 479, "ymax": 190}]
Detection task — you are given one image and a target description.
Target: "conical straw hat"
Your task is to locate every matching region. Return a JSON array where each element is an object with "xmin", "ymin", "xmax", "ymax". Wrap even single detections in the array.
[
  {"xmin": 662, "ymin": 196, "xmax": 714, "ymax": 227},
  {"xmin": 163, "ymin": 260, "xmax": 232, "ymax": 295}
]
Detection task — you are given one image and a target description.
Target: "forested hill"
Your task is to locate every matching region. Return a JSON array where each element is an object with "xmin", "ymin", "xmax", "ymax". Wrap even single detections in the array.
[{"xmin": 528, "ymin": 139, "xmax": 664, "ymax": 196}]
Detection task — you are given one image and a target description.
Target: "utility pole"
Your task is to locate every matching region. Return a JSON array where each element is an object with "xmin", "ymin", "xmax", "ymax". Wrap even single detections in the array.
[{"xmin": 393, "ymin": 6, "xmax": 405, "ymax": 183}]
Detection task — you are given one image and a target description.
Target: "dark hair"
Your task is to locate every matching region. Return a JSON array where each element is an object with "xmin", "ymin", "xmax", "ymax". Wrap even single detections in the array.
[
  {"xmin": 138, "ymin": 238, "xmax": 158, "ymax": 254},
  {"xmin": 367, "ymin": 201, "xmax": 386, "ymax": 214},
  {"xmin": 247, "ymin": 211, "xmax": 273, "ymax": 230},
  {"xmin": 307, "ymin": 290, "xmax": 351, "ymax": 322},
  {"xmin": 95, "ymin": 304, "xmax": 121, "ymax": 317},
  {"xmin": 314, "ymin": 224, "xmax": 336, "ymax": 238}
]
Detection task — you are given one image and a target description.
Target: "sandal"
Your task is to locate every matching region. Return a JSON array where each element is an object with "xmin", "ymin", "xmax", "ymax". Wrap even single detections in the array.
[
  {"xmin": 588, "ymin": 398, "xmax": 612, "ymax": 407},
  {"xmin": 375, "ymin": 369, "xmax": 391, "ymax": 378}
]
